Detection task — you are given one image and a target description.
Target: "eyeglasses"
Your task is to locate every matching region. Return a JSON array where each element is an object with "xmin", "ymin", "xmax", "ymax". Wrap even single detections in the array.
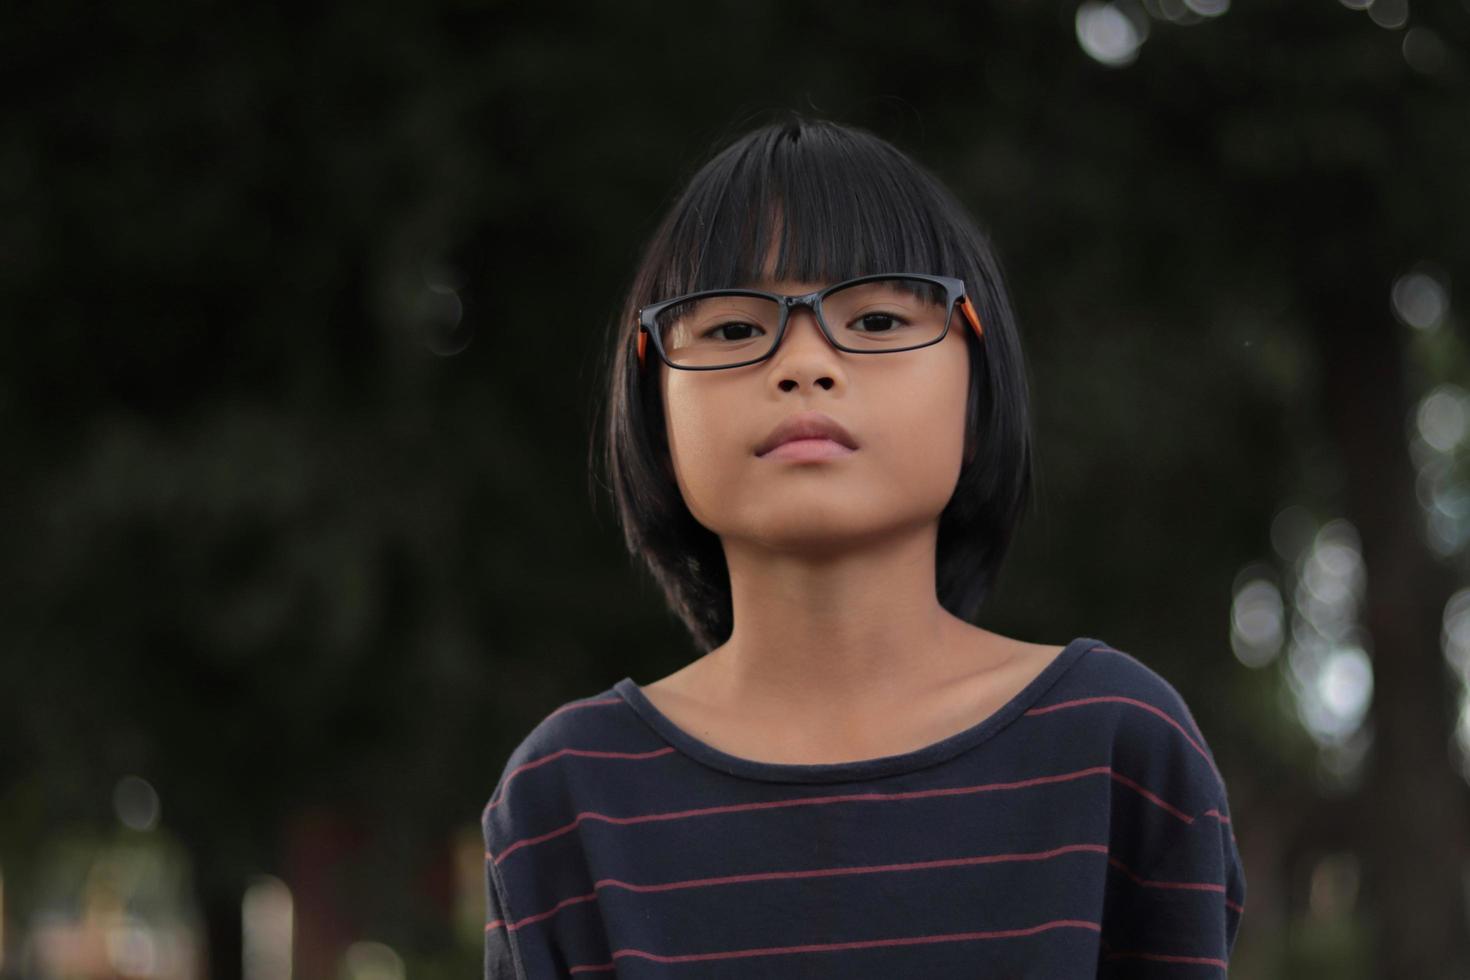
[{"xmin": 635, "ymin": 273, "xmax": 984, "ymax": 371}]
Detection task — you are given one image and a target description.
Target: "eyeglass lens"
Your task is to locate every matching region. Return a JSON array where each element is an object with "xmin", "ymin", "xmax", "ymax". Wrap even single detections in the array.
[{"xmin": 653, "ymin": 277, "xmax": 952, "ymax": 368}]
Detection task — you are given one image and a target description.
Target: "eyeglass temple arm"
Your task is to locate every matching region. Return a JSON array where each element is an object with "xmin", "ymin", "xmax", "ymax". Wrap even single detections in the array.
[
  {"xmin": 958, "ymin": 296, "xmax": 984, "ymax": 340},
  {"xmin": 636, "ymin": 296, "xmax": 985, "ymax": 371}
]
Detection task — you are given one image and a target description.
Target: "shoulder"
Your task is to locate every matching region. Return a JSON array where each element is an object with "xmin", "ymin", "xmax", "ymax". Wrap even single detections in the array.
[
  {"xmin": 480, "ymin": 683, "xmax": 627, "ymax": 844},
  {"xmin": 1065, "ymin": 640, "xmax": 1196, "ymax": 709},
  {"xmin": 1061, "ymin": 639, "xmax": 1208, "ymax": 735},
  {"xmin": 1058, "ymin": 639, "xmax": 1231, "ymax": 815}
]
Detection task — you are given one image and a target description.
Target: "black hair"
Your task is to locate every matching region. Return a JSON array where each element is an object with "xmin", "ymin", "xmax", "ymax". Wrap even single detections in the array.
[{"xmin": 589, "ymin": 111, "xmax": 1036, "ymax": 654}]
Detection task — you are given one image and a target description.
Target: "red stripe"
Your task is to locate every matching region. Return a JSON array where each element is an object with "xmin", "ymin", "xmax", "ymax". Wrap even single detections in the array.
[
  {"xmin": 1108, "ymin": 855, "xmax": 1228, "ymax": 894},
  {"xmin": 597, "ymin": 843, "xmax": 1109, "ymax": 894},
  {"xmin": 564, "ymin": 918, "xmax": 1105, "ymax": 973},
  {"xmin": 505, "ymin": 845, "xmax": 1109, "ymax": 930},
  {"xmin": 483, "ymin": 746, "xmax": 677, "ymax": 817},
  {"xmin": 495, "ymin": 843, "xmax": 1229, "ymax": 933},
  {"xmin": 1201, "ymin": 806, "xmax": 1240, "ymax": 850},
  {"xmin": 489, "ymin": 765, "xmax": 1194, "ymax": 865},
  {"xmin": 478, "ymin": 695, "xmax": 644, "ymax": 820},
  {"xmin": 543, "ymin": 695, "xmax": 624, "ymax": 720},
  {"xmin": 1025, "ymin": 694, "xmax": 1225, "ymax": 790},
  {"xmin": 1102, "ymin": 947, "xmax": 1229, "ymax": 969}
]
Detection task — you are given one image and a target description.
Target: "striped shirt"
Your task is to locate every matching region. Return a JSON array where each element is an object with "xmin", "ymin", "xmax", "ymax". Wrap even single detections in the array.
[{"xmin": 482, "ymin": 636, "xmax": 1246, "ymax": 977}]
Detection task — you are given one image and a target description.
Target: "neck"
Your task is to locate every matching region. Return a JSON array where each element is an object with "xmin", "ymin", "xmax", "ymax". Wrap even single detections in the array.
[{"xmin": 704, "ymin": 524, "xmax": 996, "ymax": 722}]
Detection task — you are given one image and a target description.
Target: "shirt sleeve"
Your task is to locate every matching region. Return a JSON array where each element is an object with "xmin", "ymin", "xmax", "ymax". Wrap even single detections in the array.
[
  {"xmin": 483, "ymin": 829, "xmax": 527, "ymax": 980},
  {"xmin": 1102, "ymin": 800, "xmax": 1246, "ymax": 976}
]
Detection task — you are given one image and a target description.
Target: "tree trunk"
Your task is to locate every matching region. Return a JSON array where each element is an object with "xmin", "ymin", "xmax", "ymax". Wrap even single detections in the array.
[{"xmin": 1303, "ymin": 235, "xmax": 1470, "ymax": 979}]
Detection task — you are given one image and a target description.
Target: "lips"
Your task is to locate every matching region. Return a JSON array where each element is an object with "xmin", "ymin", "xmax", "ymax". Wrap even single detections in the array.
[{"xmin": 755, "ymin": 411, "xmax": 860, "ymax": 456}]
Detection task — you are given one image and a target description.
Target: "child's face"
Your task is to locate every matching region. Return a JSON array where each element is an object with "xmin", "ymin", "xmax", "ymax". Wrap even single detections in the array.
[{"xmin": 659, "ymin": 272, "xmax": 973, "ymax": 553}]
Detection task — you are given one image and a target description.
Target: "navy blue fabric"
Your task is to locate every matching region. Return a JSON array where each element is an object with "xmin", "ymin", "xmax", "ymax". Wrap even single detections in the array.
[{"xmin": 482, "ymin": 637, "xmax": 1246, "ymax": 978}]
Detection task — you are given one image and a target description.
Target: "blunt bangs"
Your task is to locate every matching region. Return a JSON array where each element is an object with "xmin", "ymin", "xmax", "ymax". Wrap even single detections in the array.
[
  {"xmin": 648, "ymin": 122, "xmax": 969, "ymax": 302},
  {"xmin": 592, "ymin": 112, "xmax": 1036, "ymax": 655}
]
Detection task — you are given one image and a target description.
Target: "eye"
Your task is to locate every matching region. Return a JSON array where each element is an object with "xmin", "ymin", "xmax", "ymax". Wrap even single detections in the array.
[
  {"xmin": 702, "ymin": 321, "xmax": 766, "ymax": 341},
  {"xmin": 848, "ymin": 312, "xmax": 910, "ymax": 333}
]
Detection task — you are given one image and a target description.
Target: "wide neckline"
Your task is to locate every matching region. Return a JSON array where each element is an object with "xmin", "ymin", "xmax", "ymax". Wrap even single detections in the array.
[{"xmin": 613, "ymin": 636, "xmax": 1101, "ymax": 784}]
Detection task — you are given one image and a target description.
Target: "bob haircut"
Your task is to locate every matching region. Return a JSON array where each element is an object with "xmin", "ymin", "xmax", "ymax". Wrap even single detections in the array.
[{"xmin": 592, "ymin": 112, "xmax": 1036, "ymax": 654}]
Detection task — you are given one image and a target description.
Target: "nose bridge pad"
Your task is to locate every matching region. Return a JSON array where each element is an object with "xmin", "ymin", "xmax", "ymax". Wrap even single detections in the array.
[{"xmin": 781, "ymin": 295, "xmax": 831, "ymax": 351}]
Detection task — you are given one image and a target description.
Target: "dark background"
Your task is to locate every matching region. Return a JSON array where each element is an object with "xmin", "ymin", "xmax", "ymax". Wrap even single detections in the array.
[{"xmin": 6, "ymin": 1, "xmax": 1470, "ymax": 977}]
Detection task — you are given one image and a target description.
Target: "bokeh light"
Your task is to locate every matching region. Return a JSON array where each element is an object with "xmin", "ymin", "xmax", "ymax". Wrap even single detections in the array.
[
  {"xmin": 1142, "ymin": 0, "xmax": 1226, "ymax": 23},
  {"xmin": 1367, "ymin": 0, "xmax": 1409, "ymax": 30},
  {"xmin": 1230, "ymin": 564, "xmax": 1285, "ymax": 668},
  {"xmin": 243, "ymin": 875, "xmax": 293, "ymax": 980},
  {"xmin": 416, "ymin": 283, "xmax": 471, "ymax": 357},
  {"xmin": 1391, "ymin": 266, "xmax": 1449, "ymax": 331},
  {"xmin": 1270, "ymin": 504, "xmax": 1318, "ymax": 564},
  {"xmin": 1402, "ymin": 26, "xmax": 1448, "ymax": 75},
  {"xmin": 1075, "ymin": 2, "xmax": 1147, "ymax": 67},
  {"xmin": 1272, "ymin": 518, "xmax": 1376, "ymax": 788},
  {"xmin": 341, "ymin": 941, "xmax": 405, "ymax": 980},
  {"xmin": 113, "ymin": 776, "xmax": 161, "ymax": 833},
  {"xmin": 1181, "ymin": 0, "xmax": 1229, "ymax": 16},
  {"xmin": 1415, "ymin": 384, "xmax": 1469, "ymax": 453},
  {"xmin": 1409, "ymin": 377, "xmax": 1470, "ymax": 557},
  {"xmin": 1441, "ymin": 589, "xmax": 1470, "ymax": 782}
]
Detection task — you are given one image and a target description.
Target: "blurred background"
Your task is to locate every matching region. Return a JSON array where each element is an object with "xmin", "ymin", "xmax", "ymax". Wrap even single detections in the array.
[{"xmin": 6, "ymin": 0, "xmax": 1470, "ymax": 976}]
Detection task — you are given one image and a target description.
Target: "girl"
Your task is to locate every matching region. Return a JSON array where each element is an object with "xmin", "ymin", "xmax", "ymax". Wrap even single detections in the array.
[{"xmin": 483, "ymin": 112, "xmax": 1244, "ymax": 978}]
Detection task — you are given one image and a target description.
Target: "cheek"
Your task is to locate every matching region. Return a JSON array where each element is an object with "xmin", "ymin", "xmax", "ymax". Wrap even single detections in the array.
[
  {"xmin": 662, "ymin": 374, "xmax": 747, "ymax": 525},
  {"xmin": 878, "ymin": 358, "xmax": 970, "ymax": 502}
]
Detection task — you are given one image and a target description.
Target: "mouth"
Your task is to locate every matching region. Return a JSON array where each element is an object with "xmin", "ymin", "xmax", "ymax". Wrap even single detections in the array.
[
  {"xmin": 753, "ymin": 411, "xmax": 861, "ymax": 457},
  {"xmin": 757, "ymin": 438, "xmax": 858, "ymax": 462}
]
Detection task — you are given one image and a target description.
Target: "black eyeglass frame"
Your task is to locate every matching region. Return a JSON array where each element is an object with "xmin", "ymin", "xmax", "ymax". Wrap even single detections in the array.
[{"xmin": 635, "ymin": 272, "xmax": 985, "ymax": 371}]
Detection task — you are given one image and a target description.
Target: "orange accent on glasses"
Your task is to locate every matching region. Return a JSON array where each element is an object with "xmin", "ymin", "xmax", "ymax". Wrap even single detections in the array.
[{"xmin": 959, "ymin": 296, "xmax": 984, "ymax": 339}]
